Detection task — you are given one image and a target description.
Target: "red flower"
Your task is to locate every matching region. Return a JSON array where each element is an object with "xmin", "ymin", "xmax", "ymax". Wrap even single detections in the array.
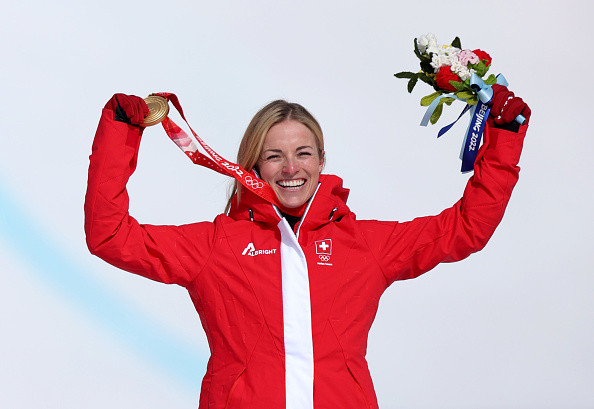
[
  {"xmin": 435, "ymin": 65, "xmax": 461, "ymax": 91},
  {"xmin": 473, "ymin": 49, "xmax": 492, "ymax": 67}
]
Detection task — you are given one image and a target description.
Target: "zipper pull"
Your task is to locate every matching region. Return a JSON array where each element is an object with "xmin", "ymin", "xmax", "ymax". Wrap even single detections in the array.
[{"xmin": 328, "ymin": 207, "xmax": 338, "ymax": 221}]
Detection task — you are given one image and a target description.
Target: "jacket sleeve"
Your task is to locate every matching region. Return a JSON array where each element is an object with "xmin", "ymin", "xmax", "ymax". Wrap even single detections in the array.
[
  {"xmin": 365, "ymin": 123, "xmax": 527, "ymax": 286},
  {"xmin": 84, "ymin": 108, "xmax": 216, "ymax": 287}
]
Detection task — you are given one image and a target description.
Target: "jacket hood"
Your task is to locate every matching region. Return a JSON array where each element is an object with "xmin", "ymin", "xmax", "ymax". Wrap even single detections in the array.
[{"xmin": 228, "ymin": 174, "xmax": 351, "ymax": 230}]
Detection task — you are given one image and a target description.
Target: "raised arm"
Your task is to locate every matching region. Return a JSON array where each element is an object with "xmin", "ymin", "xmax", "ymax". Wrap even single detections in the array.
[
  {"xmin": 368, "ymin": 86, "xmax": 531, "ymax": 285},
  {"xmin": 84, "ymin": 94, "xmax": 215, "ymax": 286}
]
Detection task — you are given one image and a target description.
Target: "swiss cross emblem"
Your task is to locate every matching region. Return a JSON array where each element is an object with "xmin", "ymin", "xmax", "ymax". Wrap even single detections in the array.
[
  {"xmin": 316, "ymin": 239, "xmax": 332, "ymax": 254},
  {"xmin": 315, "ymin": 239, "xmax": 332, "ymax": 263}
]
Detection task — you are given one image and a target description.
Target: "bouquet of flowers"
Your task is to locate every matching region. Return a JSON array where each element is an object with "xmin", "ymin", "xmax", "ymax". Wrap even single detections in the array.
[{"xmin": 395, "ymin": 33, "xmax": 497, "ymax": 125}]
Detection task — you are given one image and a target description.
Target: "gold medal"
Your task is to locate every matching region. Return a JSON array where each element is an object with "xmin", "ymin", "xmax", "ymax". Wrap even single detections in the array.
[{"xmin": 142, "ymin": 94, "xmax": 169, "ymax": 127}]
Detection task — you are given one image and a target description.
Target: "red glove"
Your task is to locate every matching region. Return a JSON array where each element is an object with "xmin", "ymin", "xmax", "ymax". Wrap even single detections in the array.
[
  {"xmin": 489, "ymin": 84, "xmax": 531, "ymax": 126},
  {"xmin": 104, "ymin": 93, "xmax": 149, "ymax": 126}
]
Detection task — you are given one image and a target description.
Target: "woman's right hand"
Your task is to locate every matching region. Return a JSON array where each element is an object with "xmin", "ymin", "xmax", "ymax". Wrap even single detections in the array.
[{"xmin": 104, "ymin": 93, "xmax": 149, "ymax": 126}]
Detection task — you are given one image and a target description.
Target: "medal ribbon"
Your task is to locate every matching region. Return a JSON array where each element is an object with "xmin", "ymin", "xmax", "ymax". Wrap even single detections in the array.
[{"xmin": 152, "ymin": 93, "xmax": 305, "ymax": 215}]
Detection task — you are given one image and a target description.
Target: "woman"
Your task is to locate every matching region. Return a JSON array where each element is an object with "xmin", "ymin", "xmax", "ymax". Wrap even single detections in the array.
[{"xmin": 85, "ymin": 90, "xmax": 530, "ymax": 409}]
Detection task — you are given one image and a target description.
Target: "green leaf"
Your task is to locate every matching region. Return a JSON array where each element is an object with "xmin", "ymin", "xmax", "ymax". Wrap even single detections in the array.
[
  {"xmin": 420, "ymin": 91, "xmax": 442, "ymax": 107},
  {"xmin": 450, "ymin": 81, "xmax": 466, "ymax": 92},
  {"xmin": 451, "ymin": 36, "xmax": 462, "ymax": 49},
  {"xmin": 454, "ymin": 90, "xmax": 474, "ymax": 100},
  {"xmin": 419, "ymin": 61, "xmax": 433, "ymax": 75},
  {"xmin": 413, "ymin": 38, "xmax": 423, "ymax": 60},
  {"xmin": 394, "ymin": 71, "xmax": 417, "ymax": 79},
  {"xmin": 430, "ymin": 103, "xmax": 444, "ymax": 124},
  {"xmin": 394, "ymin": 72, "xmax": 420, "ymax": 93},
  {"xmin": 473, "ymin": 61, "xmax": 489, "ymax": 78},
  {"xmin": 428, "ymin": 96, "xmax": 457, "ymax": 125},
  {"xmin": 407, "ymin": 76, "xmax": 418, "ymax": 93},
  {"xmin": 461, "ymin": 77, "xmax": 472, "ymax": 91},
  {"xmin": 466, "ymin": 96, "xmax": 478, "ymax": 105},
  {"xmin": 419, "ymin": 53, "xmax": 432, "ymax": 63},
  {"xmin": 484, "ymin": 74, "xmax": 497, "ymax": 85},
  {"xmin": 418, "ymin": 72, "xmax": 435, "ymax": 87}
]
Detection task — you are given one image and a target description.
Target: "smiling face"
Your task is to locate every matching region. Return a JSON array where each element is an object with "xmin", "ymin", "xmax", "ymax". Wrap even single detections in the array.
[{"xmin": 257, "ymin": 120, "xmax": 324, "ymax": 209}]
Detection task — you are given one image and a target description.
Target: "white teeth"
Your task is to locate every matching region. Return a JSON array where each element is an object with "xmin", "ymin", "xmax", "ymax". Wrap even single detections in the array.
[{"xmin": 278, "ymin": 179, "xmax": 306, "ymax": 188}]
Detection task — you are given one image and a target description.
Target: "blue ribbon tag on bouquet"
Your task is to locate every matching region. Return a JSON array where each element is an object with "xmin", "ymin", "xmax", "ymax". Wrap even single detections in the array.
[{"xmin": 460, "ymin": 101, "xmax": 490, "ymax": 173}]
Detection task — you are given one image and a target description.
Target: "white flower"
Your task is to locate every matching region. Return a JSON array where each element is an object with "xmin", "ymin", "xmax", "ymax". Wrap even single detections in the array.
[
  {"xmin": 430, "ymin": 45, "xmax": 461, "ymax": 73},
  {"xmin": 453, "ymin": 65, "xmax": 475, "ymax": 81},
  {"xmin": 426, "ymin": 43, "xmax": 441, "ymax": 55},
  {"xmin": 416, "ymin": 33, "xmax": 438, "ymax": 54}
]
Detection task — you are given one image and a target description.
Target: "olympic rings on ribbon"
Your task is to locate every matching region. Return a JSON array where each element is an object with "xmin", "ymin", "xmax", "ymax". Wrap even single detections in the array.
[{"xmin": 244, "ymin": 175, "xmax": 264, "ymax": 189}]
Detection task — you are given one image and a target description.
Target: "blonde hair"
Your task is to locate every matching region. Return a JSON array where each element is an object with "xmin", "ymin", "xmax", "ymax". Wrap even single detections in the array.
[{"xmin": 225, "ymin": 100, "xmax": 324, "ymax": 213}]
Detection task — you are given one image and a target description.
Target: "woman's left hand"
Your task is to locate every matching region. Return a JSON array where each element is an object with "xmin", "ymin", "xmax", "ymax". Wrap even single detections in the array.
[{"xmin": 489, "ymin": 84, "xmax": 531, "ymax": 126}]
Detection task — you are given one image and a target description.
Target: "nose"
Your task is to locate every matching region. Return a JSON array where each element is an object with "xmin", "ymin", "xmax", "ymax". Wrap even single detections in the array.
[{"xmin": 282, "ymin": 157, "xmax": 298, "ymax": 175}]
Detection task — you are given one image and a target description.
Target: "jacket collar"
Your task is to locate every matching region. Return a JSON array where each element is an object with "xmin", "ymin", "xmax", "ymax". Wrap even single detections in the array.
[{"xmin": 228, "ymin": 174, "xmax": 351, "ymax": 231}]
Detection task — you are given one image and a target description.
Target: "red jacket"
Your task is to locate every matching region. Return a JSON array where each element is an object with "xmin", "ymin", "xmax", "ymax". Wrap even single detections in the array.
[{"xmin": 85, "ymin": 108, "xmax": 526, "ymax": 409}]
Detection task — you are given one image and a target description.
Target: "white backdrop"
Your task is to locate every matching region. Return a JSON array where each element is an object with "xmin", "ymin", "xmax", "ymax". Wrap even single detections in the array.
[{"xmin": 1, "ymin": 1, "xmax": 593, "ymax": 408}]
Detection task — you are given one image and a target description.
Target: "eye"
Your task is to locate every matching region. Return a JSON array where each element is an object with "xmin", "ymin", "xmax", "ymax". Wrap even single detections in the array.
[
  {"xmin": 265, "ymin": 154, "xmax": 281, "ymax": 161},
  {"xmin": 298, "ymin": 151, "xmax": 312, "ymax": 157}
]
